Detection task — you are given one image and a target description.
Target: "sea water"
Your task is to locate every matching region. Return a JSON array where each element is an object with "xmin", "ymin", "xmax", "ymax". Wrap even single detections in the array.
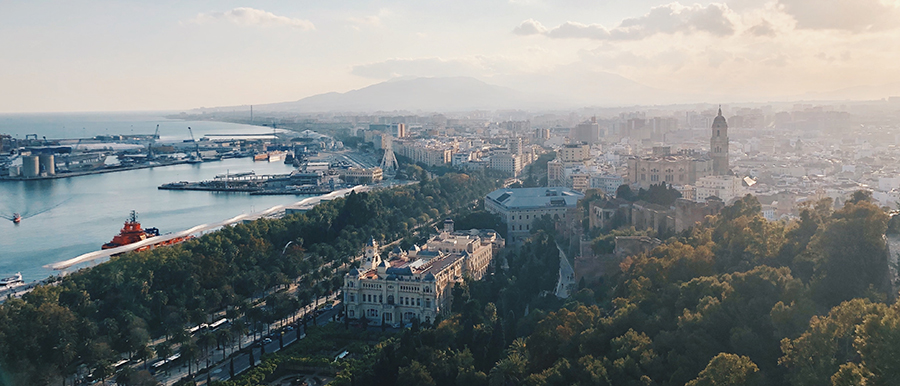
[{"xmin": 0, "ymin": 112, "xmax": 309, "ymax": 282}]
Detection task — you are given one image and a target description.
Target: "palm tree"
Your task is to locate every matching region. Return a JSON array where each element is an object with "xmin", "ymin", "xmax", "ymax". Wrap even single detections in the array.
[
  {"xmin": 180, "ymin": 341, "xmax": 199, "ymax": 376},
  {"xmin": 230, "ymin": 321, "xmax": 249, "ymax": 351},
  {"xmin": 216, "ymin": 328, "xmax": 233, "ymax": 360},
  {"xmin": 135, "ymin": 344, "xmax": 154, "ymax": 370},
  {"xmin": 154, "ymin": 342, "xmax": 172, "ymax": 376},
  {"xmin": 198, "ymin": 331, "xmax": 216, "ymax": 363}
]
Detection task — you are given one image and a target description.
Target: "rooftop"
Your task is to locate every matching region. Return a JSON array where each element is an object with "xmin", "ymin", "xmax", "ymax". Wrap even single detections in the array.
[{"xmin": 486, "ymin": 187, "xmax": 584, "ymax": 209}]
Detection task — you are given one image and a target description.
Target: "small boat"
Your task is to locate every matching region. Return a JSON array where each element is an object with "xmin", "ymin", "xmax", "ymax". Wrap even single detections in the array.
[
  {"xmin": 11, "ymin": 213, "xmax": 20, "ymax": 224},
  {"xmin": 0, "ymin": 273, "xmax": 24, "ymax": 289}
]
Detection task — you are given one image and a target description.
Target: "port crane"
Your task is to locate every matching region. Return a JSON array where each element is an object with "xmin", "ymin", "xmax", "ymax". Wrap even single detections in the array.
[
  {"xmin": 187, "ymin": 127, "xmax": 202, "ymax": 163},
  {"xmin": 147, "ymin": 124, "xmax": 159, "ymax": 159}
]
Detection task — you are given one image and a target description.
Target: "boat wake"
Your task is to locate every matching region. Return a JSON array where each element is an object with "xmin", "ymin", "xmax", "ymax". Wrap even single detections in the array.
[{"xmin": 1, "ymin": 197, "xmax": 71, "ymax": 222}]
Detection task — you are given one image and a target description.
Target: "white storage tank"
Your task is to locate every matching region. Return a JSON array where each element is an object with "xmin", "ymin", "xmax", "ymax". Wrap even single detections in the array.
[
  {"xmin": 39, "ymin": 154, "xmax": 55, "ymax": 176},
  {"xmin": 22, "ymin": 155, "xmax": 39, "ymax": 177}
]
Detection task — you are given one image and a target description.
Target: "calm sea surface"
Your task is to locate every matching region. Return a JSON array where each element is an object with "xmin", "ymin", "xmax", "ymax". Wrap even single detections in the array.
[{"xmin": 0, "ymin": 112, "xmax": 308, "ymax": 282}]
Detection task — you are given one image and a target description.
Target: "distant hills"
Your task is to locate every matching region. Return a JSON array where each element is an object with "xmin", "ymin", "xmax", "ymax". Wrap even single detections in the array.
[
  {"xmin": 246, "ymin": 77, "xmax": 531, "ymax": 113},
  {"xmin": 193, "ymin": 75, "xmax": 900, "ymax": 115},
  {"xmin": 196, "ymin": 74, "xmax": 666, "ymax": 114}
]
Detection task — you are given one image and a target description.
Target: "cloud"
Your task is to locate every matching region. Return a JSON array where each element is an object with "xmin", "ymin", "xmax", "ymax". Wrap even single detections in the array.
[
  {"xmin": 747, "ymin": 20, "xmax": 776, "ymax": 37},
  {"xmin": 778, "ymin": 0, "xmax": 900, "ymax": 31},
  {"xmin": 513, "ymin": 19, "xmax": 548, "ymax": 35},
  {"xmin": 515, "ymin": 2, "xmax": 735, "ymax": 40},
  {"xmin": 192, "ymin": 7, "xmax": 315, "ymax": 30},
  {"xmin": 547, "ymin": 21, "xmax": 612, "ymax": 39}
]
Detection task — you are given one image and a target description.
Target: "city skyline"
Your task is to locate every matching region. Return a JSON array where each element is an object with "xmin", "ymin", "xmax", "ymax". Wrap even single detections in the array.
[{"xmin": 2, "ymin": 0, "xmax": 900, "ymax": 113}]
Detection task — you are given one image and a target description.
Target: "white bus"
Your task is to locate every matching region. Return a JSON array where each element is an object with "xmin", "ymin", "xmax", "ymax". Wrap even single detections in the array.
[{"xmin": 208, "ymin": 318, "xmax": 229, "ymax": 330}]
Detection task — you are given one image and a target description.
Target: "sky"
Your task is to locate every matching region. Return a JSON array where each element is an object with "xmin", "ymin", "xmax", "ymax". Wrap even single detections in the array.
[{"xmin": 2, "ymin": 0, "xmax": 900, "ymax": 113}]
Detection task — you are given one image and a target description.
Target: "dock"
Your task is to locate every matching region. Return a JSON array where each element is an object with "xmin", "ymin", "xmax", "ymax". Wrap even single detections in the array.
[{"xmin": 159, "ymin": 171, "xmax": 341, "ymax": 195}]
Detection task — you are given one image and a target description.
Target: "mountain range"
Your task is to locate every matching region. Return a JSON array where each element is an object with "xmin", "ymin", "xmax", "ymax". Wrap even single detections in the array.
[
  {"xmin": 198, "ymin": 73, "xmax": 663, "ymax": 114},
  {"xmin": 194, "ymin": 75, "xmax": 900, "ymax": 115}
]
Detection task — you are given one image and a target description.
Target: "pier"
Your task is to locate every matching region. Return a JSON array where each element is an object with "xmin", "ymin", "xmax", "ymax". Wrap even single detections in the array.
[{"xmin": 158, "ymin": 170, "xmax": 342, "ymax": 195}]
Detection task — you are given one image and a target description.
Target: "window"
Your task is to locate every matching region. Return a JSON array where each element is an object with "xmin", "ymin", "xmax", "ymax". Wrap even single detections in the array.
[
  {"xmin": 416, "ymin": 298, "xmax": 421, "ymax": 306},
  {"xmin": 385, "ymin": 313, "xmax": 393, "ymax": 322},
  {"xmin": 349, "ymin": 310, "xmax": 355, "ymax": 317},
  {"xmin": 379, "ymin": 295, "xmax": 383, "ymax": 303},
  {"xmin": 387, "ymin": 295, "xmax": 394, "ymax": 305},
  {"xmin": 425, "ymin": 299, "xmax": 431, "ymax": 308},
  {"xmin": 367, "ymin": 309, "xmax": 379, "ymax": 318},
  {"xmin": 349, "ymin": 294, "xmax": 355, "ymax": 302}
]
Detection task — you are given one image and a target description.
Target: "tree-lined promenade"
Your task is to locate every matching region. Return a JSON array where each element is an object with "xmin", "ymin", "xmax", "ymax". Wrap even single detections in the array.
[{"xmin": 0, "ymin": 167, "xmax": 504, "ymax": 385}]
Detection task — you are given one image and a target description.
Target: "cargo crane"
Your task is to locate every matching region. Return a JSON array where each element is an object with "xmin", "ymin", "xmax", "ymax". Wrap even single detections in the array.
[
  {"xmin": 186, "ymin": 127, "xmax": 202, "ymax": 164},
  {"xmin": 147, "ymin": 124, "xmax": 159, "ymax": 159}
]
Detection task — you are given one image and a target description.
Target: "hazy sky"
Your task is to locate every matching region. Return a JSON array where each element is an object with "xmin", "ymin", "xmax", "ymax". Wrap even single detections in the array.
[{"xmin": 2, "ymin": 0, "xmax": 899, "ymax": 113}]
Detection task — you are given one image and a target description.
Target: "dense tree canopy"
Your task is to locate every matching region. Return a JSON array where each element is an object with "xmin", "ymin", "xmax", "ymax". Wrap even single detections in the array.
[
  {"xmin": 350, "ymin": 192, "xmax": 899, "ymax": 386},
  {"xmin": 0, "ymin": 169, "xmax": 503, "ymax": 385}
]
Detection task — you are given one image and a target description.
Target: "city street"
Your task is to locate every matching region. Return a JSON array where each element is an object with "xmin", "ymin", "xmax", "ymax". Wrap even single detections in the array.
[{"xmin": 154, "ymin": 296, "xmax": 342, "ymax": 386}]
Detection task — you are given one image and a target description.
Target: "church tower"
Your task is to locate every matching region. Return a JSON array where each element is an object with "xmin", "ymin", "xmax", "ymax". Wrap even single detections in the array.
[{"xmin": 710, "ymin": 106, "xmax": 730, "ymax": 175}]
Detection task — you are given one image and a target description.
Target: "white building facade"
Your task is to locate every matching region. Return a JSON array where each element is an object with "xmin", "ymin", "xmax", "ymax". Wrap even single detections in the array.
[
  {"xmin": 485, "ymin": 187, "xmax": 584, "ymax": 244},
  {"xmin": 695, "ymin": 175, "xmax": 743, "ymax": 203},
  {"xmin": 343, "ymin": 226, "xmax": 504, "ymax": 326}
]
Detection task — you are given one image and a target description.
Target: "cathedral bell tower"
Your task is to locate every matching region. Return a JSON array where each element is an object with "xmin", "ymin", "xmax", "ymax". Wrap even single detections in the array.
[{"xmin": 710, "ymin": 106, "xmax": 730, "ymax": 175}]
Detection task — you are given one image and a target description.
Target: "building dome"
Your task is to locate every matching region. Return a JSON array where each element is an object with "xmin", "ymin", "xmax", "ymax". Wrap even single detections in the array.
[{"xmin": 712, "ymin": 107, "xmax": 728, "ymax": 129}]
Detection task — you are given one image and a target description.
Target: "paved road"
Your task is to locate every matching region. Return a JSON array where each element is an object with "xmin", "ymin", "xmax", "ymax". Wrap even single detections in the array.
[
  {"xmin": 555, "ymin": 243, "xmax": 576, "ymax": 299},
  {"xmin": 200, "ymin": 305, "xmax": 343, "ymax": 385},
  {"xmin": 156, "ymin": 301, "xmax": 343, "ymax": 386}
]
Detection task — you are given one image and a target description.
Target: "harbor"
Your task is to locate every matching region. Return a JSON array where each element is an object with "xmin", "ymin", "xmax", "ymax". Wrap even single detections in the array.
[
  {"xmin": 0, "ymin": 153, "xmax": 303, "ymax": 283},
  {"xmin": 0, "ymin": 113, "xmax": 389, "ymax": 284}
]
